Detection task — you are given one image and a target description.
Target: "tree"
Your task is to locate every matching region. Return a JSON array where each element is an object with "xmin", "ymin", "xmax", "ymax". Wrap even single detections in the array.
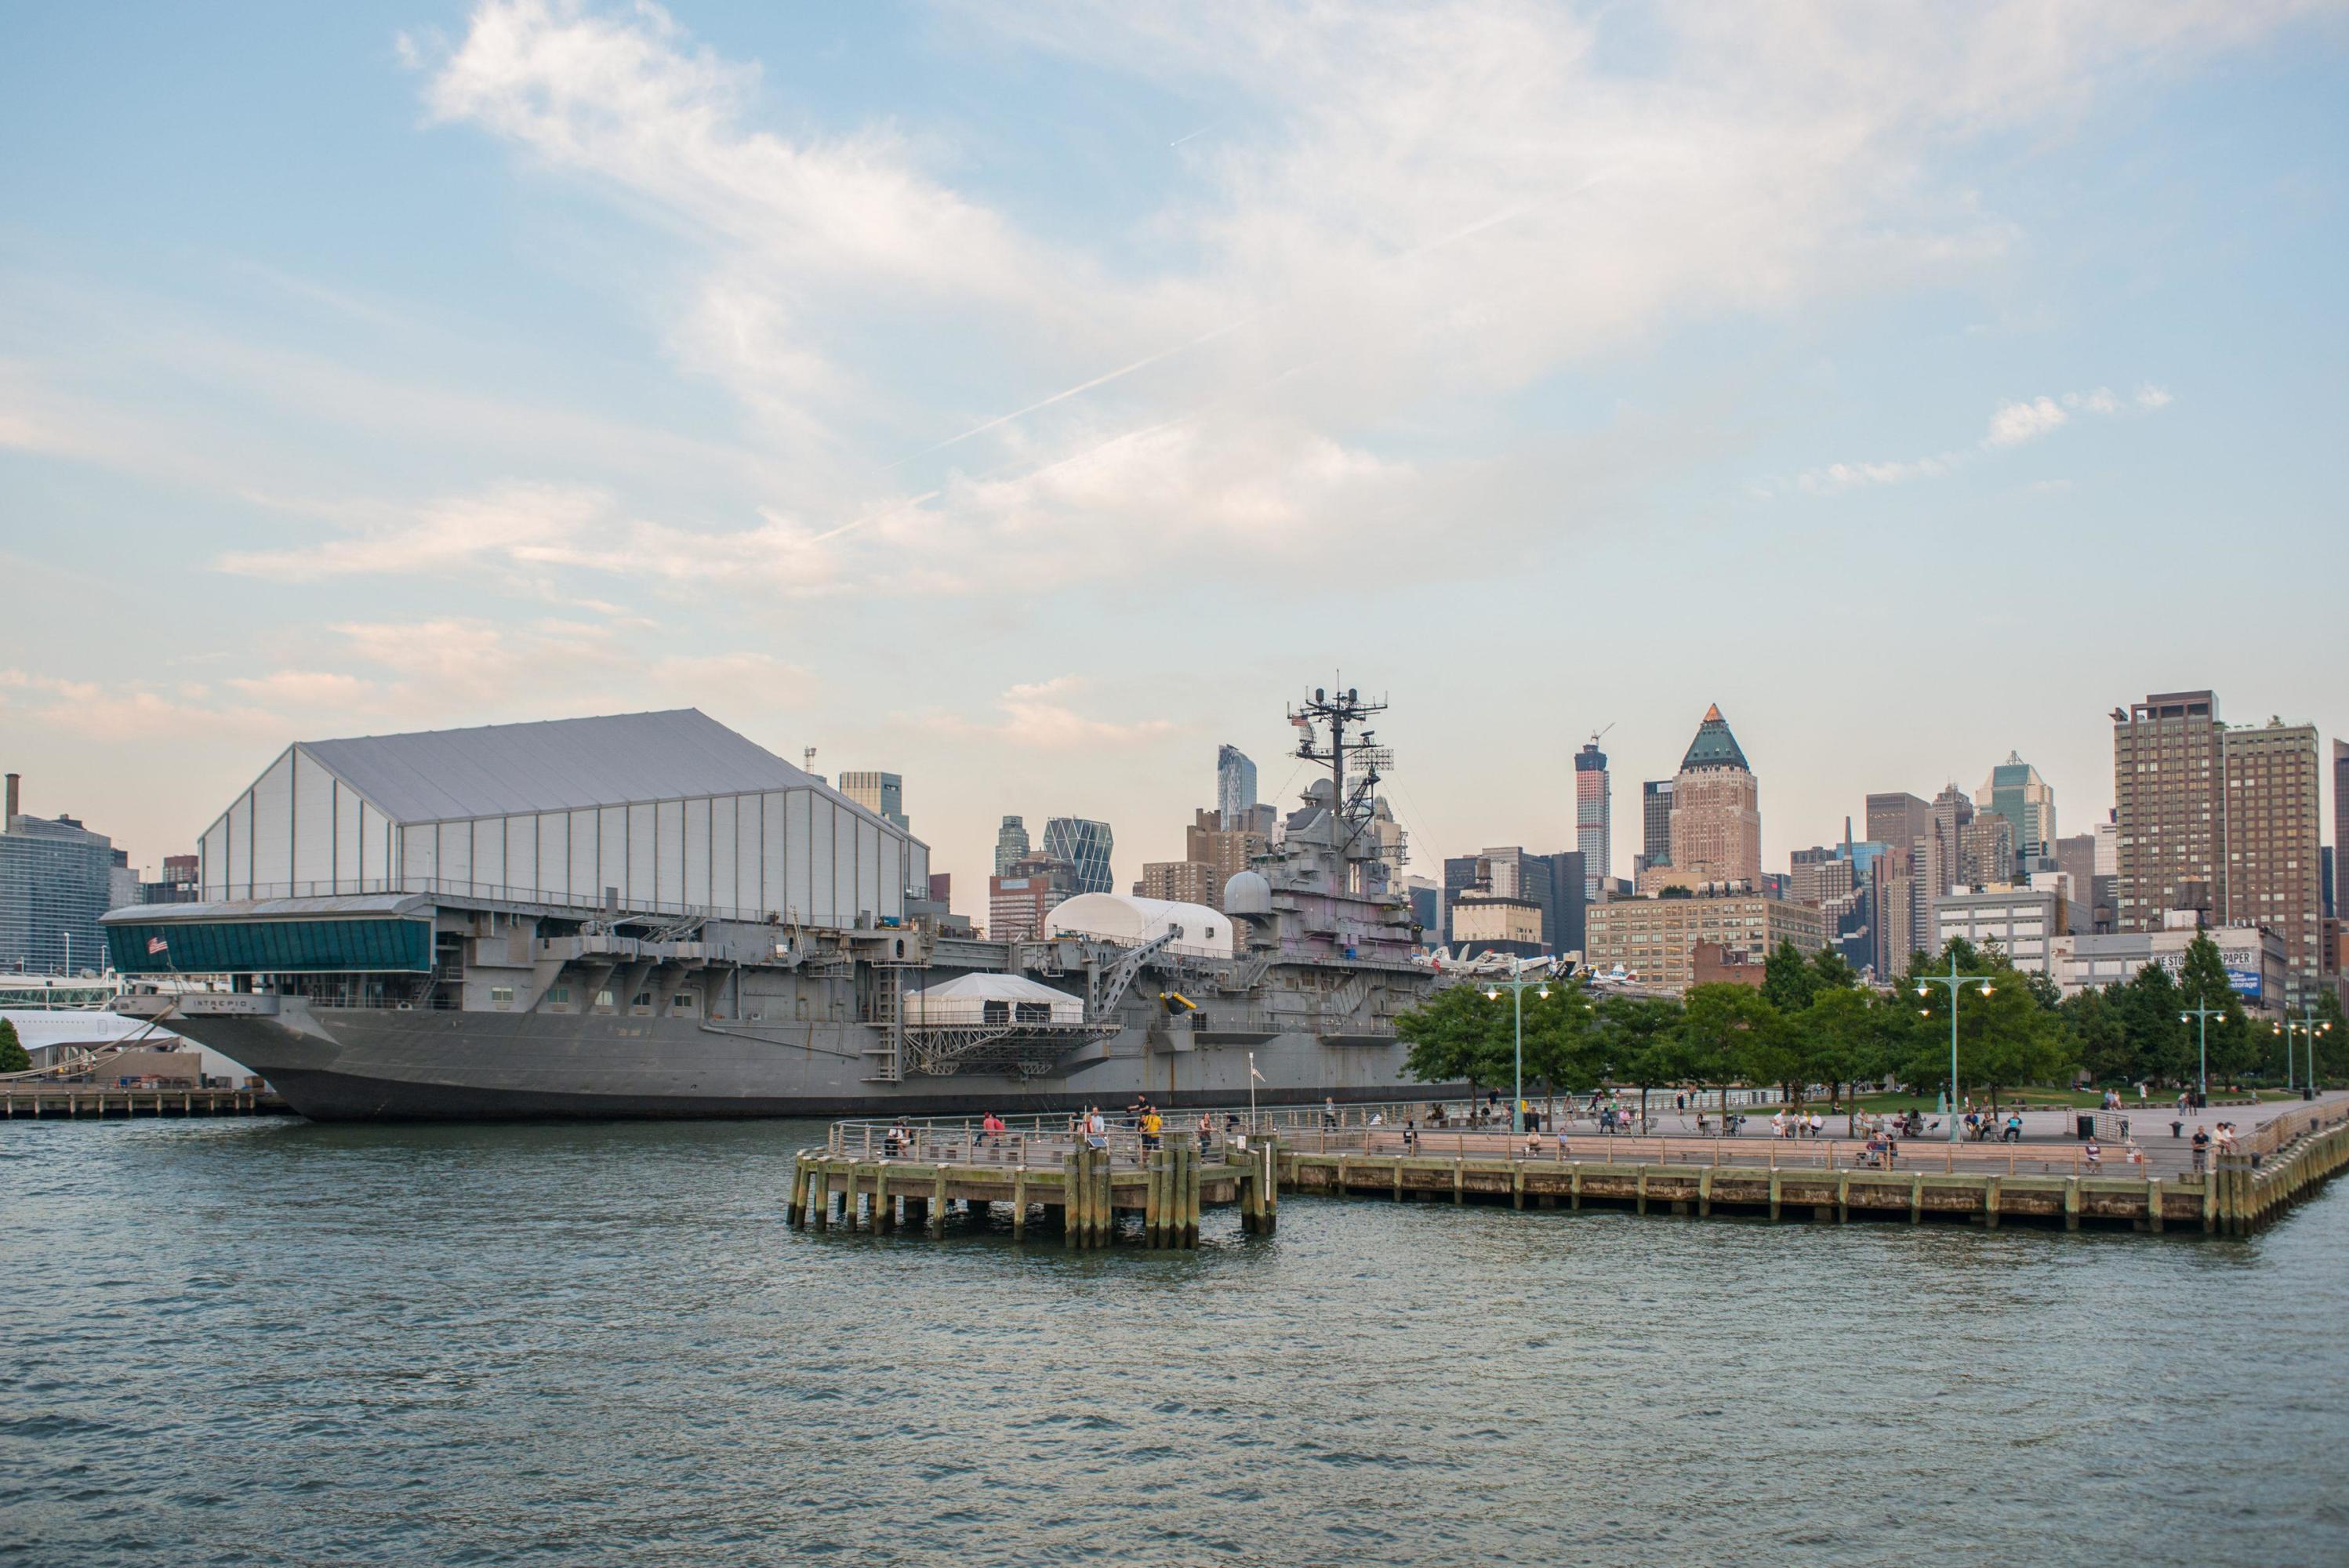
[
  {"xmin": 1901, "ymin": 940, "xmax": 2071, "ymax": 1105},
  {"xmin": 1518, "ymin": 982, "xmax": 1600, "ymax": 1127},
  {"xmin": 1806, "ymin": 947, "xmax": 1859, "ymax": 993},
  {"xmin": 1595, "ymin": 993, "xmax": 1688, "ymax": 1123},
  {"xmin": 2174, "ymin": 933, "xmax": 2253, "ymax": 1085},
  {"xmin": 0, "ymin": 1017, "xmax": 27, "ymax": 1074},
  {"xmin": 1795, "ymin": 983, "xmax": 1882, "ymax": 1124},
  {"xmin": 2059, "ymin": 985, "xmax": 2136, "ymax": 1085},
  {"xmin": 2114, "ymin": 963, "xmax": 2191, "ymax": 1087},
  {"xmin": 1396, "ymin": 984, "xmax": 1509, "ymax": 1099},
  {"xmin": 1761, "ymin": 938, "xmax": 1819, "ymax": 1014},
  {"xmin": 1681, "ymin": 984, "xmax": 1783, "ymax": 1125}
]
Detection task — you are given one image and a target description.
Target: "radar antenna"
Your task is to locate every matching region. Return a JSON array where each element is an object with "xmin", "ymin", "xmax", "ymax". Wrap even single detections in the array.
[{"xmin": 1288, "ymin": 680, "xmax": 1391, "ymax": 894}]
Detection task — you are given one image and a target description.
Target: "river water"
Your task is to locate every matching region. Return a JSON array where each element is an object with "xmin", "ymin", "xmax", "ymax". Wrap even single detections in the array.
[{"xmin": 6, "ymin": 1116, "xmax": 2345, "ymax": 1566}]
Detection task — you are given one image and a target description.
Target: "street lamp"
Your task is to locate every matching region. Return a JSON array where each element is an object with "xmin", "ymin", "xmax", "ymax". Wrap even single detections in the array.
[
  {"xmin": 2179, "ymin": 1001, "xmax": 2227, "ymax": 1107},
  {"xmin": 1916, "ymin": 952, "xmax": 1995, "ymax": 1143},
  {"xmin": 2273, "ymin": 1006, "xmax": 2334, "ymax": 1100},
  {"xmin": 1483, "ymin": 962, "xmax": 1552, "ymax": 1136}
]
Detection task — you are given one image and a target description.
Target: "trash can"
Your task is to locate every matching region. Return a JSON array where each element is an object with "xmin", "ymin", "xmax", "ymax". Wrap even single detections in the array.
[{"xmin": 2075, "ymin": 1113, "xmax": 2097, "ymax": 1141}]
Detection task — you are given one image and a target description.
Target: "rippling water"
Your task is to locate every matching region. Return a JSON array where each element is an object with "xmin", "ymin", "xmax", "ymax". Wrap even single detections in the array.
[{"xmin": 5, "ymin": 1117, "xmax": 2345, "ymax": 1566}]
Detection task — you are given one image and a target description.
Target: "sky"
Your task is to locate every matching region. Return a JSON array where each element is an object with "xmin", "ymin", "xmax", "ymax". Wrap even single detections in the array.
[{"xmin": 4, "ymin": 0, "xmax": 2346, "ymax": 908}]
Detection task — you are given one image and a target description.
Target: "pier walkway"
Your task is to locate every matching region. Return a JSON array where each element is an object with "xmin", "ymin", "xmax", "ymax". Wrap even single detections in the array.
[
  {"xmin": 793, "ymin": 1095, "xmax": 2349, "ymax": 1245},
  {"xmin": 1, "ymin": 1084, "xmax": 289, "ymax": 1119}
]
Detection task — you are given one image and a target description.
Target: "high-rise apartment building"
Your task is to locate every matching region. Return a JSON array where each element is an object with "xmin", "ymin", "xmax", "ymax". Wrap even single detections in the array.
[
  {"xmin": 1584, "ymin": 891, "xmax": 1826, "ymax": 993},
  {"xmin": 1574, "ymin": 740, "xmax": 1610, "ymax": 900},
  {"xmin": 2055, "ymin": 833, "xmax": 2101, "ymax": 933},
  {"xmin": 837, "ymin": 771, "xmax": 908, "ymax": 833},
  {"xmin": 1440, "ymin": 847, "xmax": 1581, "ymax": 956},
  {"xmin": 1, "ymin": 774, "xmax": 117, "ymax": 975},
  {"xmin": 1864, "ymin": 792, "xmax": 1932, "ymax": 858},
  {"xmin": 1640, "ymin": 780, "xmax": 1674, "ymax": 873},
  {"xmin": 2220, "ymin": 718, "xmax": 2322, "ymax": 1000},
  {"xmin": 1656, "ymin": 706, "xmax": 1760, "ymax": 891},
  {"xmin": 1215, "ymin": 745, "xmax": 1258, "ymax": 828},
  {"xmin": 1134, "ymin": 861, "xmax": 1219, "ymax": 904},
  {"xmin": 1959, "ymin": 814, "xmax": 2016, "ymax": 890},
  {"xmin": 2113, "ymin": 690, "xmax": 2224, "ymax": 929},
  {"xmin": 1041, "ymin": 817, "xmax": 1115, "ymax": 895},
  {"xmin": 2334, "ymin": 739, "xmax": 2348, "ymax": 915},
  {"xmin": 993, "ymin": 815, "xmax": 1030, "ymax": 877},
  {"xmin": 2113, "ymin": 691, "xmax": 2325, "ymax": 1002},
  {"xmin": 1186, "ymin": 808, "xmax": 1269, "ymax": 891},
  {"xmin": 1977, "ymin": 752, "xmax": 2056, "ymax": 876}
]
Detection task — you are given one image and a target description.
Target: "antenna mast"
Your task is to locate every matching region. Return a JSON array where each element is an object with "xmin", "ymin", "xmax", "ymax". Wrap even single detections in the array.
[{"xmin": 1289, "ymin": 681, "xmax": 1391, "ymax": 892}]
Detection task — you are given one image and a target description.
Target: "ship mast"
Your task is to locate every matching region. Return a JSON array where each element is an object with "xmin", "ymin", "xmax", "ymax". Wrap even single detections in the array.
[{"xmin": 1289, "ymin": 682, "xmax": 1390, "ymax": 895}]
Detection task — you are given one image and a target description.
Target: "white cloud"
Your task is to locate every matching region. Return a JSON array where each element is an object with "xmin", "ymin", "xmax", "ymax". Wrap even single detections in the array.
[
  {"xmin": 938, "ymin": 677, "xmax": 1178, "ymax": 750},
  {"xmin": 1777, "ymin": 381, "xmax": 2177, "ymax": 496},
  {"xmin": 217, "ymin": 482, "xmax": 614, "ymax": 581},
  {"xmin": 1985, "ymin": 396, "xmax": 2070, "ymax": 447},
  {"xmin": 400, "ymin": 0, "xmax": 2282, "ymax": 590},
  {"xmin": 225, "ymin": 670, "xmax": 376, "ymax": 706}
]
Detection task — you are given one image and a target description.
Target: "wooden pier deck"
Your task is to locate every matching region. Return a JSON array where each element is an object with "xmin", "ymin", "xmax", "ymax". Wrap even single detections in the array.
[
  {"xmin": 794, "ymin": 1101, "xmax": 2349, "ymax": 1244},
  {"xmin": 1, "ymin": 1085, "xmax": 290, "ymax": 1119}
]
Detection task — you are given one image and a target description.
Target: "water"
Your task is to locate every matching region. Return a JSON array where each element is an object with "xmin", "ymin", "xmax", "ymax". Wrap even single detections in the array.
[{"xmin": 6, "ymin": 1118, "xmax": 2345, "ymax": 1567}]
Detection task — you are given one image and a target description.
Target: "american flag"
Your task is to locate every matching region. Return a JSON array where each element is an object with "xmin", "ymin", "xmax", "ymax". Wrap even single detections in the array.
[{"xmin": 147, "ymin": 936, "xmax": 169, "ymax": 956}]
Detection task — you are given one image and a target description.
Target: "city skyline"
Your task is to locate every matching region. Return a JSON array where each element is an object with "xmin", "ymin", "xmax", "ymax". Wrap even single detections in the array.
[{"xmin": 3, "ymin": 2, "xmax": 2345, "ymax": 913}]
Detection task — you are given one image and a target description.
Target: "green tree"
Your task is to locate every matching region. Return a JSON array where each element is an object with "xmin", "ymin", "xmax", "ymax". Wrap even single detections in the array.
[
  {"xmin": 1796, "ymin": 982, "xmax": 1882, "ymax": 1124},
  {"xmin": 0, "ymin": 1017, "xmax": 27, "ymax": 1074},
  {"xmin": 2174, "ymin": 934, "xmax": 2254, "ymax": 1085},
  {"xmin": 1680, "ymin": 983, "xmax": 1782, "ymax": 1125},
  {"xmin": 1592, "ymin": 993, "xmax": 1689, "ymax": 1124},
  {"xmin": 2059, "ymin": 985, "xmax": 2136, "ymax": 1085},
  {"xmin": 1901, "ymin": 940, "xmax": 2071, "ymax": 1105},
  {"xmin": 2114, "ymin": 963, "xmax": 2191, "ymax": 1087},
  {"xmin": 1396, "ymin": 984, "xmax": 1509, "ymax": 1097},
  {"xmin": 1518, "ymin": 981, "xmax": 1600, "ymax": 1127},
  {"xmin": 1806, "ymin": 947, "xmax": 1859, "ymax": 993},
  {"xmin": 1761, "ymin": 938, "xmax": 1819, "ymax": 1014}
]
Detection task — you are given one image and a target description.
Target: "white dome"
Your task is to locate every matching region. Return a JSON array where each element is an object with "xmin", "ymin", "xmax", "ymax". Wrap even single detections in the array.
[
  {"xmin": 1222, "ymin": 870, "xmax": 1273, "ymax": 916},
  {"xmin": 1046, "ymin": 893, "xmax": 1235, "ymax": 959}
]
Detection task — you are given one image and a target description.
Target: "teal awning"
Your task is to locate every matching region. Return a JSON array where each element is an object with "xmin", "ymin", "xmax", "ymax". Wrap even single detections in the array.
[{"xmin": 106, "ymin": 918, "xmax": 432, "ymax": 975}]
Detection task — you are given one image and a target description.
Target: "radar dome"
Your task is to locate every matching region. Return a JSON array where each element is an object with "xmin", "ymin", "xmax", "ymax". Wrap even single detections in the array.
[{"xmin": 1223, "ymin": 869, "xmax": 1273, "ymax": 916}]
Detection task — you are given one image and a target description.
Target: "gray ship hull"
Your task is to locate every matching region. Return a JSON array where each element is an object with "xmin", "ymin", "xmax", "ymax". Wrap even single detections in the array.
[{"xmin": 161, "ymin": 1004, "xmax": 1421, "ymax": 1122}]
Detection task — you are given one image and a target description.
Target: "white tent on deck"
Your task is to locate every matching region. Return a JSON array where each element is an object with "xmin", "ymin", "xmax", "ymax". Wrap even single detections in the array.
[
  {"xmin": 1045, "ymin": 893, "xmax": 1236, "ymax": 959},
  {"xmin": 901, "ymin": 972, "xmax": 1085, "ymax": 1027}
]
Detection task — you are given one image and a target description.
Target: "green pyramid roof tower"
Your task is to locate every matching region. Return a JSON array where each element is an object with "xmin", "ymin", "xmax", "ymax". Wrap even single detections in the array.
[{"xmin": 1679, "ymin": 704, "xmax": 1750, "ymax": 772}]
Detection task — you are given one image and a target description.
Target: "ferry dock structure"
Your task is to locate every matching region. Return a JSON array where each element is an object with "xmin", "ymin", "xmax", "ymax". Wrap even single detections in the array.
[
  {"xmin": 1, "ymin": 1084, "xmax": 290, "ymax": 1119},
  {"xmin": 793, "ymin": 1095, "xmax": 2349, "ymax": 1244}
]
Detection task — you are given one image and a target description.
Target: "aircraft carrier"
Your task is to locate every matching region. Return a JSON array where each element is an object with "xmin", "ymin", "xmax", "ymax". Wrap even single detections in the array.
[{"xmin": 105, "ymin": 688, "xmax": 1437, "ymax": 1121}]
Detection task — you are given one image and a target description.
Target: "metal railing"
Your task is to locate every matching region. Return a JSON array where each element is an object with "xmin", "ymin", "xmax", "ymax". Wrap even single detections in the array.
[{"xmin": 822, "ymin": 1119, "xmax": 1236, "ymax": 1171}]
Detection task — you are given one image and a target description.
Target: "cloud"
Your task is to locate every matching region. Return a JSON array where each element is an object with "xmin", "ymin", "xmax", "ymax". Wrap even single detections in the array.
[
  {"xmin": 1775, "ymin": 382, "xmax": 2177, "ymax": 495},
  {"xmin": 225, "ymin": 670, "xmax": 376, "ymax": 706},
  {"xmin": 216, "ymin": 482, "xmax": 614, "ymax": 581},
  {"xmin": 0, "ymin": 669, "xmax": 284, "ymax": 742},
  {"xmin": 396, "ymin": 1, "xmax": 2285, "ymax": 590},
  {"xmin": 937, "ymin": 677, "xmax": 1178, "ymax": 750},
  {"xmin": 1985, "ymin": 396, "xmax": 2069, "ymax": 447}
]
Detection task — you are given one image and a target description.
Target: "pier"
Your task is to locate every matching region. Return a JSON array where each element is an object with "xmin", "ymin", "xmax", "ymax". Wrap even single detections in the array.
[
  {"xmin": 794, "ymin": 1097, "xmax": 2349, "ymax": 1243},
  {"xmin": 1, "ymin": 1085, "xmax": 290, "ymax": 1119}
]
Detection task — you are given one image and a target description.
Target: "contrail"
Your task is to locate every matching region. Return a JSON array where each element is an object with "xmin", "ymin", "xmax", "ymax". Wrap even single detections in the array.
[{"xmin": 915, "ymin": 318, "xmax": 1251, "ymax": 456}]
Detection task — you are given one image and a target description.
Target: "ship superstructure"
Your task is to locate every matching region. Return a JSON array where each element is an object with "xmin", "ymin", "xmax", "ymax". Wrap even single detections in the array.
[{"xmin": 105, "ymin": 691, "xmax": 1436, "ymax": 1120}]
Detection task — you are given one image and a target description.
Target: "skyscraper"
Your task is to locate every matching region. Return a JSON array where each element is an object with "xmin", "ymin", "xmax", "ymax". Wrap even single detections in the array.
[
  {"xmin": 993, "ymin": 815, "xmax": 1030, "ymax": 877},
  {"xmin": 2113, "ymin": 691, "xmax": 2224, "ymax": 929},
  {"xmin": 1660, "ymin": 705, "xmax": 1761, "ymax": 891},
  {"xmin": 2220, "ymin": 717, "xmax": 2322, "ymax": 1001},
  {"xmin": 2113, "ymin": 691, "xmax": 2324, "ymax": 1003},
  {"xmin": 1, "ymin": 775, "xmax": 117, "ymax": 975},
  {"xmin": 1864, "ymin": 792, "xmax": 1932, "ymax": 858},
  {"xmin": 1042, "ymin": 817, "xmax": 1115, "ymax": 895},
  {"xmin": 1977, "ymin": 752, "xmax": 2056, "ymax": 877},
  {"xmin": 1216, "ymin": 745, "xmax": 1258, "ymax": 829},
  {"xmin": 838, "ymin": 771, "xmax": 908, "ymax": 832},
  {"xmin": 1640, "ymin": 780, "xmax": 1673, "ymax": 873},
  {"xmin": 1574, "ymin": 739, "xmax": 1610, "ymax": 900},
  {"xmin": 2335, "ymin": 739, "xmax": 2348, "ymax": 916}
]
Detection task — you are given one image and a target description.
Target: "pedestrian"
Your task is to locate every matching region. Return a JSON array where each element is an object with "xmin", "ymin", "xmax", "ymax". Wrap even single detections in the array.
[
  {"xmin": 1141, "ymin": 1106, "xmax": 1163, "ymax": 1151},
  {"xmin": 2083, "ymin": 1138, "xmax": 2102, "ymax": 1172},
  {"xmin": 1325, "ymin": 1096, "xmax": 1338, "ymax": 1128},
  {"xmin": 2191, "ymin": 1125, "xmax": 2210, "ymax": 1172}
]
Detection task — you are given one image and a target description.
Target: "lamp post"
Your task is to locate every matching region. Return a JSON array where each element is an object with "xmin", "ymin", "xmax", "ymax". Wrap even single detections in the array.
[
  {"xmin": 1483, "ymin": 961, "xmax": 1552, "ymax": 1137},
  {"xmin": 2179, "ymin": 1000, "xmax": 2227, "ymax": 1108},
  {"xmin": 2273, "ymin": 1006, "xmax": 2333, "ymax": 1100},
  {"xmin": 1916, "ymin": 952, "xmax": 1995, "ymax": 1143}
]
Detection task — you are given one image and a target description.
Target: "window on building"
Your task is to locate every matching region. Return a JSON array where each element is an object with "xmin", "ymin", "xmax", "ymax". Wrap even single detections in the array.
[
  {"xmin": 547, "ymin": 985, "xmax": 572, "ymax": 1011},
  {"xmin": 489, "ymin": 986, "xmax": 515, "ymax": 1007},
  {"xmin": 594, "ymin": 989, "xmax": 615, "ymax": 1013}
]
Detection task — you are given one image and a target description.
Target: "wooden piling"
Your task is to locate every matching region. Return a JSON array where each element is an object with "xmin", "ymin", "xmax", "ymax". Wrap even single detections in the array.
[{"xmin": 930, "ymin": 1171, "xmax": 948, "ymax": 1236}]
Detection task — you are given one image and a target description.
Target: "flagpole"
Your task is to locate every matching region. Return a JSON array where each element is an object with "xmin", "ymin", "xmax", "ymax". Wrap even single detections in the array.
[{"xmin": 1247, "ymin": 1050, "xmax": 1258, "ymax": 1131}]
